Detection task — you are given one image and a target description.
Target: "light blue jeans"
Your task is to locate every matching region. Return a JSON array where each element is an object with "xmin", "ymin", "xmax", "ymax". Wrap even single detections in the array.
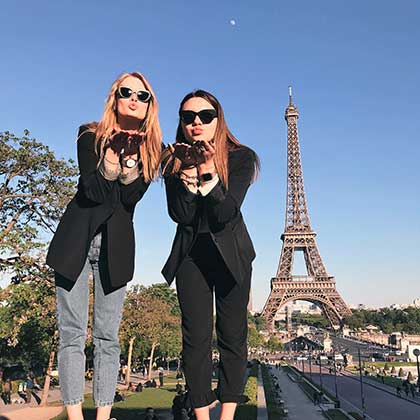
[{"xmin": 55, "ymin": 232, "xmax": 126, "ymax": 407}]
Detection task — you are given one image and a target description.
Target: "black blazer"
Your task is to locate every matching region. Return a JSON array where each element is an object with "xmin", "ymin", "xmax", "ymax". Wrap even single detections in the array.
[
  {"xmin": 46, "ymin": 126, "xmax": 149, "ymax": 290},
  {"xmin": 162, "ymin": 146, "xmax": 257, "ymax": 286}
]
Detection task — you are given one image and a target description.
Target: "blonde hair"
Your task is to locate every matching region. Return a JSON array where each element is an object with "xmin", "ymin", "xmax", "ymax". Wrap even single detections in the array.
[
  {"xmin": 163, "ymin": 89, "xmax": 259, "ymax": 188},
  {"xmin": 82, "ymin": 72, "xmax": 162, "ymax": 183}
]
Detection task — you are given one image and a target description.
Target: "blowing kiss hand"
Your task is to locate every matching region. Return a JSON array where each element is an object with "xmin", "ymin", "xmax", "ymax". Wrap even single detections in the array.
[
  {"xmin": 169, "ymin": 139, "xmax": 215, "ymax": 166},
  {"xmin": 108, "ymin": 131, "xmax": 145, "ymax": 155}
]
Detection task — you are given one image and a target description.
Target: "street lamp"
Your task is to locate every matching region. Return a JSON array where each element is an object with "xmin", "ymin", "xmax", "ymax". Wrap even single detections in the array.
[
  {"xmin": 319, "ymin": 354, "xmax": 323, "ymax": 391},
  {"xmin": 413, "ymin": 348, "xmax": 420, "ymax": 389},
  {"xmin": 309, "ymin": 349, "xmax": 313, "ymax": 379},
  {"xmin": 358, "ymin": 348, "xmax": 367, "ymax": 419},
  {"xmin": 333, "ymin": 349, "xmax": 339, "ymax": 407}
]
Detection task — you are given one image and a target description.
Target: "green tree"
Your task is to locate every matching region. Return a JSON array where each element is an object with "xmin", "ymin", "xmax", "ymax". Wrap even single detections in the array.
[
  {"xmin": 0, "ymin": 271, "xmax": 57, "ymax": 406},
  {"xmin": 265, "ymin": 336, "xmax": 284, "ymax": 353},
  {"xmin": 0, "ymin": 130, "xmax": 77, "ymax": 405},
  {"xmin": 248, "ymin": 323, "xmax": 263, "ymax": 349},
  {"xmin": 120, "ymin": 285, "xmax": 181, "ymax": 383},
  {"xmin": 0, "ymin": 130, "xmax": 77, "ymax": 266},
  {"xmin": 248, "ymin": 313, "xmax": 267, "ymax": 332}
]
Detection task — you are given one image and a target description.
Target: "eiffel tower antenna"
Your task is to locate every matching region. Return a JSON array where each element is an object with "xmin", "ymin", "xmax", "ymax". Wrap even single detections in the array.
[{"xmin": 262, "ymin": 88, "xmax": 351, "ymax": 329}]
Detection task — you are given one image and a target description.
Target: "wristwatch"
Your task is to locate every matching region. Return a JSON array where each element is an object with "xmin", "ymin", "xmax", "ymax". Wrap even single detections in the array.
[
  {"xmin": 199, "ymin": 172, "xmax": 214, "ymax": 182},
  {"xmin": 122, "ymin": 158, "xmax": 138, "ymax": 169}
]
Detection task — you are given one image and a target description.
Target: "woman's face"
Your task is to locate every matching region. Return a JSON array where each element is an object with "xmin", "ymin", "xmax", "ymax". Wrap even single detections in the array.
[
  {"xmin": 181, "ymin": 97, "xmax": 218, "ymax": 143},
  {"xmin": 116, "ymin": 76, "xmax": 150, "ymax": 122}
]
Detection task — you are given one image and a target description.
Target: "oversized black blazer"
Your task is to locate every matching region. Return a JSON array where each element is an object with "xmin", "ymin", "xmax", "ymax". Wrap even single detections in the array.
[
  {"xmin": 162, "ymin": 146, "xmax": 257, "ymax": 286},
  {"xmin": 46, "ymin": 125, "xmax": 149, "ymax": 290}
]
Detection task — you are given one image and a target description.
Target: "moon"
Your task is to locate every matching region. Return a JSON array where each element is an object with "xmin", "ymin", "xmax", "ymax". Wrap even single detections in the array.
[{"xmin": 229, "ymin": 19, "xmax": 236, "ymax": 26}]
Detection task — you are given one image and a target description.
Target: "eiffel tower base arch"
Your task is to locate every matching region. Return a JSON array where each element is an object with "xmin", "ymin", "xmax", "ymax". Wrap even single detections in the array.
[{"xmin": 262, "ymin": 277, "xmax": 352, "ymax": 330}]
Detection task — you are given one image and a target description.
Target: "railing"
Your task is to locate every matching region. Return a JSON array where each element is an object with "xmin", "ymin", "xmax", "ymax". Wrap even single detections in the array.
[{"xmin": 271, "ymin": 276, "xmax": 335, "ymax": 283}]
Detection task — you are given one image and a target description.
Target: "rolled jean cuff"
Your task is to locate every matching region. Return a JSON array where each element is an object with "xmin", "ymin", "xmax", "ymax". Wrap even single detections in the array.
[
  {"xmin": 63, "ymin": 397, "xmax": 84, "ymax": 406},
  {"xmin": 95, "ymin": 400, "xmax": 114, "ymax": 407},
  {"xmin": 188, "ymin": 389, "xmax": 217, "ymax": 408}
]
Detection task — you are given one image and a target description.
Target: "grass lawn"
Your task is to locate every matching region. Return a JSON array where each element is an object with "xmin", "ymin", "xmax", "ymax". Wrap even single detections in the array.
[
  {"xmin": 51, "ymin": 369, "xmax": 257, "ymax": 420},
  {"xmin": 369, "ymin": 362, "xmax": 418, "ymax": 368},
  {"xmin": 325, "ymin": 409, "xmax": 351, "ymax": 419},
  {"xmin": 51, "ymin": 387, "xmax": 177, "ymax": 420},
  {"xmin": 234, "ymin": 364, "xmax": 258, "ymax": 420}
]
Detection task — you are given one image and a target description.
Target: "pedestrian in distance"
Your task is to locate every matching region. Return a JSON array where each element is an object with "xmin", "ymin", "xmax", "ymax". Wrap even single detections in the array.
[
  {"xmin": 24, "ymin": 374, "xmax": 33, "ymax": 404},
  {"xmin": 410, "ymin": 383, "xmax": 415, "ymax": 398},
  {"xmin": 162, "ymin": 89, "xmax": 259, "ymax": 420},
  {"xmin": 46, "ymin": 71, "xmax": 162, "ymax": 420},
  {"xmin": 159, "ymin": 369, "xmax": 164, "ymax": 387},
  {"xmin": 1, "ymin": 379, "xmax": 12, "ymax": 405},
  {"xmin": 141, "ymin": 407, "xmax": 160, "ymax": 420}
]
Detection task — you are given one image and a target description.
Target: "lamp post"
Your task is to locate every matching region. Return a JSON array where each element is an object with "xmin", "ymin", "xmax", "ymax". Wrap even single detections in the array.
[
  {"xmin": 414, "ymin": 348, "xmax": 420, "ymax": 389},
  {"xmin": 319, "ymin": 354, "xmax": 323, "ymax": 391},
  {"xmin": 309, "ymin": 349, "xmax": 313, "ymax": 379},
  {"xmin": 358, "ymin": 348, "xmax": 367, "ymax": 419},
  {"xmin": 333, "ymin": 349, "xmax": 339, "ymax": 407}
]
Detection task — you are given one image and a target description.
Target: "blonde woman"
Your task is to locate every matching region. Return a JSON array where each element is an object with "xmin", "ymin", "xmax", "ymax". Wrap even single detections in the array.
[
  {"xmin": 162, "ymin": 90, "xmax": 259, "ymax": 420},
  {"xmin": 47, "ymin": 72, "xmax": 161, "ymax": 420}
]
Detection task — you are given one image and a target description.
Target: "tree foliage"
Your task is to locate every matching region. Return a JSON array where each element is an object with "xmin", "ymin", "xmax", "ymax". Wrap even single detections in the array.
[
  {"xmin": 0, "ymin": 130, "xmax": 77, "ymax": 280},
  {"xmin": 119, "ymin": 285, "xmax": 181, "ymax": 365},
  {"xmin": 344, "ymin": 308, "xmax": 420, "ymax": 334}
]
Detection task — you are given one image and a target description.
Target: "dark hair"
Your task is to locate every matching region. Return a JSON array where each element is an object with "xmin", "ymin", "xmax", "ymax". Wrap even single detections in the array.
[{"xmin": 165, "ymin": 89, "xmax": 260, "ymax": 187}]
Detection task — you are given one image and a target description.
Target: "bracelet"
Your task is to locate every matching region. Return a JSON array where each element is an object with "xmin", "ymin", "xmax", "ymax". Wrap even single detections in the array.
[
  {"xmin": 180, "ymin": 177, "xmax": 198, "ymax": 187},
  {"xmin": 181, "ymin": 164, "xmax": 197, "ymax": 170},
  {"xmin": 198, "ymin": 171, "xmax": 218, "ymax": 184},
  {"xmin": 104, "ymin": 156, "xmax": 120, "ymax": 166},
  {"xmin": 180, "ymin": 171, "xmax": 198, "ymax": 181}
]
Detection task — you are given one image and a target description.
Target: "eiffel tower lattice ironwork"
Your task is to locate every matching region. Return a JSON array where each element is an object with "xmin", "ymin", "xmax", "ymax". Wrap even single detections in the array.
[{"xmin": 262, "ymin": 88, "xmax": 351, "ymax": 329}]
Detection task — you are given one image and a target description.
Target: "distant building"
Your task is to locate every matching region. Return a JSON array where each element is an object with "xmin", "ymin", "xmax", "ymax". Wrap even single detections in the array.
[{"xmin": 390, "ymin": 332, "xmax": 420, "ymax": 357}]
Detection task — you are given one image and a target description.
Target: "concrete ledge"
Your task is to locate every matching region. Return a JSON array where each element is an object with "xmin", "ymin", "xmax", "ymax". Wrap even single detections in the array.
[{"xmin": 257, "ymin": 366, "xmax": 268, "ymax": 420}]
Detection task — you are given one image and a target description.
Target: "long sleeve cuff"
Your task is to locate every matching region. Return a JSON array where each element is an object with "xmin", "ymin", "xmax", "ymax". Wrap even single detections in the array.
[
  {"xmin": 98, "ymin": 157, "xmax": 121, "ymax": 181},
  {"xmin": 198, "ymin": 175, "xmax": 219, "ymax": 196},
  {"xmin": 119, "ymin": 166, "xmax": 141, "ymax": 185}
]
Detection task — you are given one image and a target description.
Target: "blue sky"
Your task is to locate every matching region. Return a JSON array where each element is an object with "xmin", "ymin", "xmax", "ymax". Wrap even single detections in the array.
[{"xmin": 1, "ymin": 0, "xmax": 419, "ymax": 310}]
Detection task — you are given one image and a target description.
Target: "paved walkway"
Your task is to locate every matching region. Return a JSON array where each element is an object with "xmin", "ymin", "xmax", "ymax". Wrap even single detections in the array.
[
  {"xmin": 269, "ymin": 366, "xmax": 324, "ymax": 420},
  {"xmin": 257, "ymin": 367, "xmax": 268, "ymax": 420},
  {"xmin": 0, "ymin": 405, "xmax": 63, "ymax": 420}
]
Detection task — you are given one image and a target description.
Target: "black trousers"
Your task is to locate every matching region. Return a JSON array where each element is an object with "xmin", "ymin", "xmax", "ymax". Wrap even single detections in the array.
[{"xmin": 176, "ymin": 234, "xmax": 251, "ymax": 409}]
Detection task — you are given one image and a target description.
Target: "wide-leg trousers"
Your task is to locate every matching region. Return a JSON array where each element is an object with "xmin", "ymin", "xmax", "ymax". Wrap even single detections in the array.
[{"xmin": 175, "ymin": 234, "xmax": 251, "ymax": 409}]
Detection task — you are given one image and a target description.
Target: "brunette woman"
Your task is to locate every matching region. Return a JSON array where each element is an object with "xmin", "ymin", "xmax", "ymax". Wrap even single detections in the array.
[{"xmin": 162, "ymin": 90, "xmax": 259, "ymax": 420}]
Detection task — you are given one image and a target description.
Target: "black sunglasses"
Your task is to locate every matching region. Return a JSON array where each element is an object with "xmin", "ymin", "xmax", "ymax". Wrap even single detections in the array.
[
  {"xmin": 118, "ymin": 86, "xmax": 152, "ymax": 103},
  {"xmin": 179, "ymin": 109, "xmax": 218, "ymax": 125}
]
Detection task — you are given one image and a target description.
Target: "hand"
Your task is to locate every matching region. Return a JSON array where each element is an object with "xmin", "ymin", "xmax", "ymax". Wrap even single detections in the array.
[
  {"xmin": 108, "ymin": 131, "xmax": 129, "ymax": 154},
  {"xmin": 193, "ymin": 140, "xmax": 215, "ymax": 165},
  {"xmin": 169, "ymin": 143, "xmax": 198, "ymax": 167},
  {"xmin": 124, "ymin": 133, "xmax": 145, "ymax": 155},
  {"xmin": 108, "ymin": 131, "xmax": 145, "ymax": 153}
]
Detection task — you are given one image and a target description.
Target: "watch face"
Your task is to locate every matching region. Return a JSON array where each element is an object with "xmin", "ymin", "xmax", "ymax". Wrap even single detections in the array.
[
  {"xmin": 201, "ymin": 173, "xmax": 213, "ymax": 182},
  {"xmin": 125, "ymin": 158, "xmax": 136, "ymax": 168}
]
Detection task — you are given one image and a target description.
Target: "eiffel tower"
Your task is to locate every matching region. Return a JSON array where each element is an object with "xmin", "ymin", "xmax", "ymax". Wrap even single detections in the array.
[{"xmin": 262, "ymin": 88, "xmax": 351, "ymax": 329}]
